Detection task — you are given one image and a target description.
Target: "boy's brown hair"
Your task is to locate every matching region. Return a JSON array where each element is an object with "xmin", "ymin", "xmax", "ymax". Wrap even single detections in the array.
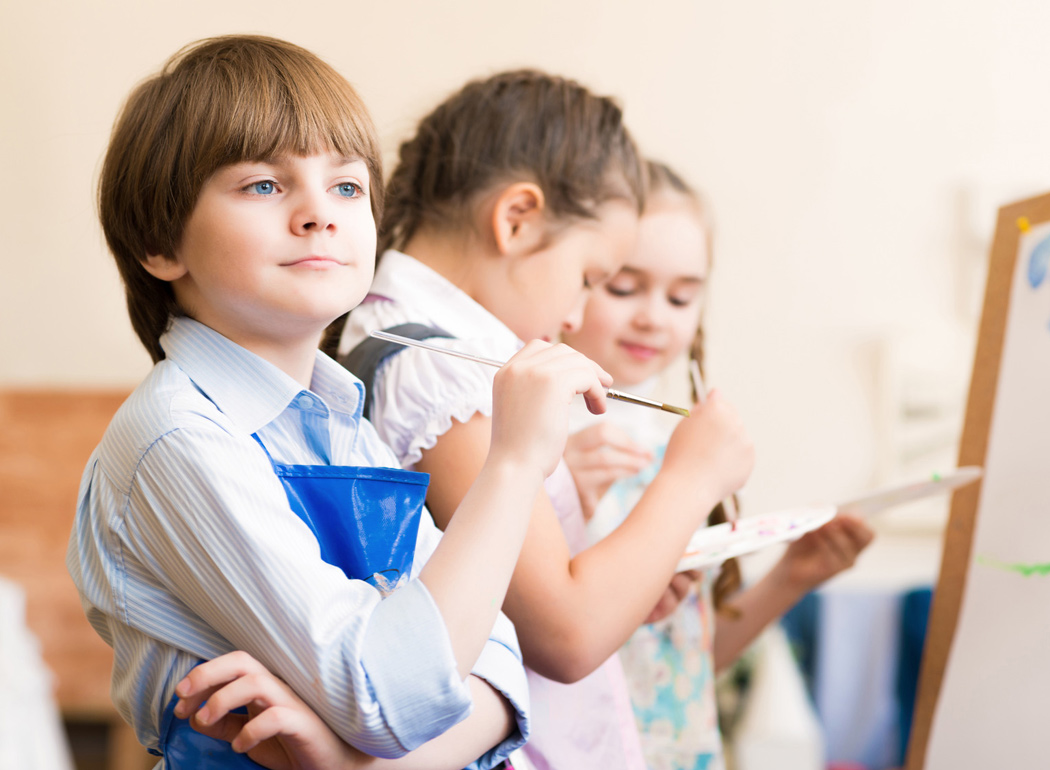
[
  {"xmin": 378, "ymin": 68, "xmax": 645, "ymax": 256},
  {"xmin": 99, "ymin": 35, "xmax": 383, "ymax": 362}
]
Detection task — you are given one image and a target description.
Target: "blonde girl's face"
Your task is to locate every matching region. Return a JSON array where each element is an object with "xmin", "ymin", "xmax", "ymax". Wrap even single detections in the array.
[
  {"xmin": 562, "ymin": 200, "xmax": 709, "ymax": 387},
  {"xmin": 496, "ymin": 199, "xmax": 639, "ymax": 343}
]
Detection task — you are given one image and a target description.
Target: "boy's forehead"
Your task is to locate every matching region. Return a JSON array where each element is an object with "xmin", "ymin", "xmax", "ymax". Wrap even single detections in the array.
[
  {"xmin": 251, "ymin": 152, "xmax": 366, "ymax": 165},
  {"xmin": 221, "ymin": 153, "xmax": 369, "ymax": 172}
]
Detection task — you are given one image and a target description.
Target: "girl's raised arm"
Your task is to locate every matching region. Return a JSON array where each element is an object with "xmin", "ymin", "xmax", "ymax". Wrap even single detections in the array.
[
  {"xmin": 417, "ymin": 340, "xmax": 612, "ymax": 678},
  {"xmin": 417, "ymin": 389, "xmax": 753, "ymax": 682}
]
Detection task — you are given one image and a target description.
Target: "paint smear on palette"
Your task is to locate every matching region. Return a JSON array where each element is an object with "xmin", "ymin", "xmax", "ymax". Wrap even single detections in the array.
[
  {"xmin": 677, "ymin": 506, "xmax": 835, "ymax": 572},
  {"xmin": 976, "ymin": 554, "xmax": 1050, "ymax": 577},
  {"xmin": 1030, "ymin": 233, "xmax": 1050, "ymax": 289}
]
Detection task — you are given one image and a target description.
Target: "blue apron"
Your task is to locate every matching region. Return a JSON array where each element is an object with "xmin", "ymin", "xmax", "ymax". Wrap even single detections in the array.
[{"xmin": 154, "ymin": 435, "xmax": 429, "ymax": 768}]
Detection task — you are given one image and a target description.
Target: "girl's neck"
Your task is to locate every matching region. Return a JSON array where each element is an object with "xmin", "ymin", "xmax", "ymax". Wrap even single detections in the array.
[{"xmin": 400, "ymin": 228, "xmax": 489, "ymax": 298}]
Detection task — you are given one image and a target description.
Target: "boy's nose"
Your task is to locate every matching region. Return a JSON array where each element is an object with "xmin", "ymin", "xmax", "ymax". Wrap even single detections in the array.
[{"xmin": 292, "ymin": 194, "xmax": 336, "ymax": 234}]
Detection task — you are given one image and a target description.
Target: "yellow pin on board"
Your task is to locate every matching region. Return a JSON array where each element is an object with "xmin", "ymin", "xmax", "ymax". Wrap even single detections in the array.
[{"xmin": 1017, "ymin": 216, "xmax": 1031, "ymax": 232}]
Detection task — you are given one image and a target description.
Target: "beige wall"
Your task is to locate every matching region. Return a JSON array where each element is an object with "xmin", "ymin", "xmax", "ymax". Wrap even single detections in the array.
[{"xmin": 4, "ymin": 0, "xmax": 1050, "ymax": 514}]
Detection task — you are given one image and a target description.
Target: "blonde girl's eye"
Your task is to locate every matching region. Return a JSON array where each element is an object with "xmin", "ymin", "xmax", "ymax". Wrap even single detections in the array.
[
  {"xmin": 603, "ymin": 270, "xmax": 642, "ymax": 298},
  {"xmin": 669, "ymin": 290, "xmax": 703, "ymax": 308},
  {"xmin": 605, "ymin": 282, "xmax": 638, "ymax": 298}
]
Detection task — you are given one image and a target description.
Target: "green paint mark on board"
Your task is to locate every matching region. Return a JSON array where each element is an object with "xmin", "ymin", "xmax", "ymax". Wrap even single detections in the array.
[{"xmin": 976, "ymin": 554, "xmax": 1050, "ymax": 577}]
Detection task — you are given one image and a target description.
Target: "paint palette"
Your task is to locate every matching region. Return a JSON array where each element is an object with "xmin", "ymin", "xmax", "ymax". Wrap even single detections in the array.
[
  {"xmin": 835, "ymin": 466, "xmax": 983, "ymax": 518},
  {"xmin": 676, "ymin": 505, "xmax": 837, "ymax": 572}
]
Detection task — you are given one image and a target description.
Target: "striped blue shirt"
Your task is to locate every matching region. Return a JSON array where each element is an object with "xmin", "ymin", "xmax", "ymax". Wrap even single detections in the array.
[{"xmin": 66, "ymin": 317, "xmax": 528, "ymax": 766}]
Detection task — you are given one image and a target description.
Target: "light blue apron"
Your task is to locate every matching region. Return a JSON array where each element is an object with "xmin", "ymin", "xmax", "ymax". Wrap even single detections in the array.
[{"xmin": 153, "ymin": 435, "xmax": 429, "ymax": 768}]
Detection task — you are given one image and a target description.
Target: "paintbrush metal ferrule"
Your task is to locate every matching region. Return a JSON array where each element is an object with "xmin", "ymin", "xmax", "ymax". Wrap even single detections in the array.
[
  {"xmin": 606, "ymin": 389, "xmax": 690, "ymax": 417},
  {"xmin": 368, "ymin": 330, "xmax": 690, "ymax": 416}
]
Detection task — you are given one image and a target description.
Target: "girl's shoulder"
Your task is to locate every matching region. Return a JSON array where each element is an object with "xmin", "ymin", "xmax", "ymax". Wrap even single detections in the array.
[{"xmin": 368, "ymin": 338, "xmax": 515, "ymax": 468}]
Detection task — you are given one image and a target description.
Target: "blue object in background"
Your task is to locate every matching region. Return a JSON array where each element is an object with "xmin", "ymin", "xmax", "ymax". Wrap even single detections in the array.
[
  {"xmin": 781, "ymin": 587, "xmax": 933, "ymax": 770},
  {"xmin": 781, "ymin": 591, "xmax": 821, "ymax": 698},
  {"xmin": 896, "ymin": 588, "xmax": 933, "ymax": 759}
]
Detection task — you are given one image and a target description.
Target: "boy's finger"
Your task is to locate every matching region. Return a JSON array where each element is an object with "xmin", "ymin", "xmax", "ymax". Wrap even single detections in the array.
[
  {"xmin": 235, "ymin": 705, "xmax": 312, "ymax": 753},
  {"xmin": 190, "ymin": 711, "xmax": 249, "ymax": 744},
  {"xmin": 177, "ymin": 651, "xmax": 265, "ymax": 697},
  {"xmin": 174, "ymin": 684, "xmax": 223, "ymax": 719},
  {"xmin": 191, "ymin": 672, "xmax": 294, "ymax": 727},
  {"xmin": 174, "ymin": 651, "xmax": 268, "ymax": 717}
]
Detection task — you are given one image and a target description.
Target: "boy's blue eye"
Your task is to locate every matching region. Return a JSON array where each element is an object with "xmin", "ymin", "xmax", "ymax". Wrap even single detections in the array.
[
  {"xmin": 249, "ymin": 181, "xmax": 276, "ymax": 195},
  {"xmin": 335, "ymin": 182, "xmax": 361, "ymax": 198}
]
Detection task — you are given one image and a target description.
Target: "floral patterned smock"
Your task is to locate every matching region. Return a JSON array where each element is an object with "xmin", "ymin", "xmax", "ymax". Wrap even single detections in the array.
[{"xmin": 575, "ymin": 383, "xmax": 725, "ymax": 770}]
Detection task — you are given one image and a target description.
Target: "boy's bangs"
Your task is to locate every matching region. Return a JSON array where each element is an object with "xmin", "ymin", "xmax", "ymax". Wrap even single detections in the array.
[{"xmin": 204, "ymin": 60, "xmax": 376, "ymax": 170}]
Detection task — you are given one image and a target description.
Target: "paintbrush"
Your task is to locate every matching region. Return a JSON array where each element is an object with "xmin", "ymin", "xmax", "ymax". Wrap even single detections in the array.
[
  {"xmin": 369, "ymin": 330, "xmax": 691, "ymax": 417},
  {"xmin": 689, "ymin": 358, "xmax": 740, "ymax": 528}
]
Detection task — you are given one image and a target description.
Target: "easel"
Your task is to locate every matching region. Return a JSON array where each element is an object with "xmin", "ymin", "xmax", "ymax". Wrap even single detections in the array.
[{"xmin": 907, "ymin": 191, "xmax": 1050, "ymax": 768}]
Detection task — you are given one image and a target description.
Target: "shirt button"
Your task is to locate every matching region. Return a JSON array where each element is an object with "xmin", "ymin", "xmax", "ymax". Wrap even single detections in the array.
[{"xmin": 296, "ymin": 394, "xmax": 315, "ymax": 410}]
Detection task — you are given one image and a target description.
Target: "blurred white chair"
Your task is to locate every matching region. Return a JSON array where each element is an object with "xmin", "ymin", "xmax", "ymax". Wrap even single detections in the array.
[
  {"xmin": 731, "ymin": 625, "xmax": 825, "ymax": 770},
  {"xmin": 0, "ymin": 575, "xmax": 75, "ymax": 770}
]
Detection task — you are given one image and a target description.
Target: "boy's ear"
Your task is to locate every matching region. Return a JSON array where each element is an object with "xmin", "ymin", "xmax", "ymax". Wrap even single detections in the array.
[
  {"xmin": 141, "ymin": 253, "xmax": 188, "ymax": 282},
  {"xmin": 490, "ymin": 182, "xmax": 547, "ymax": 257}
]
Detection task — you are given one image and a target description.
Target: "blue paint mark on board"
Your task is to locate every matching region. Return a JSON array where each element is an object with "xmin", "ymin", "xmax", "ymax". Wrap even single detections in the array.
[{"xmin": 1030, "ymin": 233, "xmax": 1050, "ymax": 289}]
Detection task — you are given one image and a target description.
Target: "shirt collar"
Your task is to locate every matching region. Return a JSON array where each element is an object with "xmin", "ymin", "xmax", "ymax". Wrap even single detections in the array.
[
  {"xmin": 160, "ymin": 317, "xmax": 365, "ymax": 434},
  {"xmin": 368, "ymin": 250, "xmax": 523, "ymax": 351}
]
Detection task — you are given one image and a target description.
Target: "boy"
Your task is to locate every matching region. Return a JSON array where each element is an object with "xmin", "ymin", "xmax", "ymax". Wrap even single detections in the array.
[{"xmin": 67, "ymin": 35, "xmax": 612, "ymax": 769}]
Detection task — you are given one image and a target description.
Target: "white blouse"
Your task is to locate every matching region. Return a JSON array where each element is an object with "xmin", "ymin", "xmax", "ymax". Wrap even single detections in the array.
[{"xmin": 342, "ymin": 249, "xmax": 647, "ymax": 770}]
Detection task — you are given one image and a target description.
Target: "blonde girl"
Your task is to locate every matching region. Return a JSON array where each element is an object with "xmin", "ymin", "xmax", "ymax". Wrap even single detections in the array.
[{"xmin": 562, "ymin": 160, "xmax": 874, "ymax": 770}]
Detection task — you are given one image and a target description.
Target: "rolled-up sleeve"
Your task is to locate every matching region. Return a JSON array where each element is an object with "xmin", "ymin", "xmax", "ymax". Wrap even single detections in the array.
[
  {"xmin": 361, "ymin": 579, "xmax": 474, "ymax": 749},
  {"xmin": 465, "ymin": 610, "xmax": 531, "ymax": 769}
]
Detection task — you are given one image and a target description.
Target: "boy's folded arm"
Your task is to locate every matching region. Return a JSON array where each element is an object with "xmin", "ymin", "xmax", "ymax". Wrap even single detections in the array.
[{"xmin": 123, "ymin": 425, "xmax": 490, "ymax": 757}]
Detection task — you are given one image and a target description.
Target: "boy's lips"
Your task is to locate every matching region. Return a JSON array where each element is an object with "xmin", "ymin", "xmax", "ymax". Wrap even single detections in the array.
[{"xmin": 283, "ymin": 256, "xmax": 344, "ymax": 268}]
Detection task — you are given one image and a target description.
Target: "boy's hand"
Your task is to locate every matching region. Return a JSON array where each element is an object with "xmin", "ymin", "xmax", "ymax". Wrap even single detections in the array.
[
  {"xmin": 488, "ymin": 341, "xmax": 612, "ymax": 480},
  {"xmin": 564, "ymin": 422, "xmax": 651, "ymax": 521},
  {"xmin": 662, "ymin": 389, "xmax": 754, "ymax": 503},
  {"xmin": 174, "ymin": 651, "xmax": 358, "ymax": 770},
  {"xmin": 776, "ymin": 513, "xmax": 874, "ymax": 592}
]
